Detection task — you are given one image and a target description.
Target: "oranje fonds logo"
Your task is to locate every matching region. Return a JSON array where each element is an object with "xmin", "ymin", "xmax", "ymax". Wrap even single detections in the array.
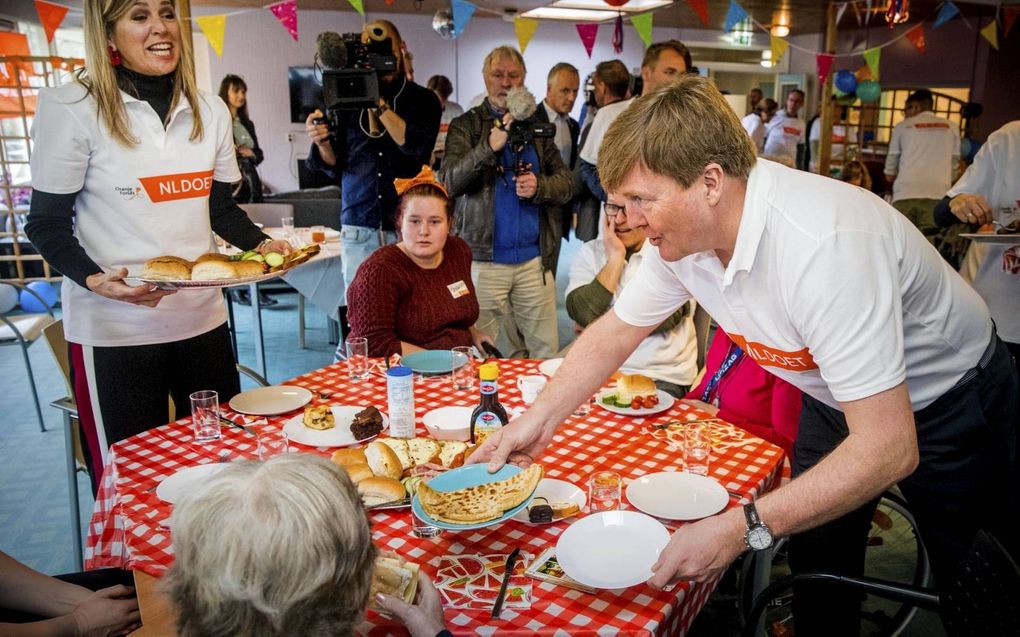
[
  {"xmin": 137, "ymin": 170, "xmax": 214, "ymax": 203},
  {"xmin": 728, "ymin": 333, "xmax": 817, "ymax": 372}
]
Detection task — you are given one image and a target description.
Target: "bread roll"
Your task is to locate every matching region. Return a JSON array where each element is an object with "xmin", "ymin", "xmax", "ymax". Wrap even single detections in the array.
[
  {"xmin": 190, "ymin": 260, "xmax": 235, "ymax": 281},
  {"xmin": 377, "ymin": 438, "xmax": 413, "ymax": 471},
  {"xmin": 358, "ymin": 476, "xmax": 406, "ymax": 506},
  {"xmin": 365, "ymin": 440, "xmax": 402, "ymax": 480},
  {"xmin": 194, "ymin": 252, "xmax": 230, "ymax": 263},
  {"xmin": 369, "ymin": 556, "xmax": 419, "ymax": 608},
  {"xmin": 342, "ymin": 463, "xmax": 374, "ymax": 484},
  {"xmin": 232, "ymin": 260, "xmax": 265, "ymax": 278},
  {"xmin": 616, "ymin": 373, "xmax": 656, "ymax": 403},
  {"xmin": 331, "ymin": 448, "xmax": 368, "ymax": 467},
  {"xmin": 141, "ymin": 256, "xmax": 191, "ymax": 281},
  {"xmin": 406, "ymin": 438, "xmax": 442, "ymax": 467}
]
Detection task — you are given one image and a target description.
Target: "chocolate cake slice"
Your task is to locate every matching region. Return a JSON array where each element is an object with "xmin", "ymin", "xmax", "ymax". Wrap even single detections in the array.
[{"xmin": 351, "ymin": 406, "xmax": 384, "ymax": 440}]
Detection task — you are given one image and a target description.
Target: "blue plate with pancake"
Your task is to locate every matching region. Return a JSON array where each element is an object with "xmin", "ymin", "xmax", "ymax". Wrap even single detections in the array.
[
  {"xmin": 401, "ymin": 349, "xmax": 464, "ymax": 375},
  {"xmin": 411, "ymin": 464, "xmax": 538, "ymax": 531}
]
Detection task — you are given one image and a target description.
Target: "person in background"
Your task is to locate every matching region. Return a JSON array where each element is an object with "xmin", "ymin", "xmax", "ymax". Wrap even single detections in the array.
[
  {"xmin": 439, "ymin": 46, "xmax": 574, "ymax": 359},
  {"xmin": 346, "ymin": 166, "xmax": 492, "ymax": 358},
  {"xmin": 472, "ymin": 76, "xmax": 1017, "ymax": 637},
  {"xmin": 25, "ymin": 0, "xmax": 290, "ymax": 490},
  {"xmin": 537, "ymin": 63, "xmax": 581, "ymax": 250},
  {"xmin": 426, "ymin": 75, "xmax": 463, "ymax": 170},
  {"xmin": 573, "ymin": 59, "xmax": 631, "ymax": 242},
  {"xmin": 884, "ymin": 89, "xmax": 960, "ymax": 238},
  {"xmin": 747, "ymin": 87, "xmax": 763, "ymax": 114},
  {"xmin": 763, "ymin": 89, "xmax": 805, "ymax": 167},
  {"xmin": 684, "ymin": 328, "xmax": 801, "ymax": 459},
  {"xmin": 0, "ymin": 551, "xmax": 139, "ymax": 635},
  {"xmin": 166, "ymin": 454, "xmax": 448, "ymax": 637},
  {"xmin": 566, "ymin": 197, "xmax": 698, "ymax": 397},
  {"xmin": 934, "ymin": 119, "xmax": 1020, "ymax": 363},
  {"xmin": 305, "ymin": 20, "xmax": 441, "ymax": 291},
  {"xmin": 740, "ymin": 98, "xmax": 773, "ymax": 154},
  {"xmin": 841, "ymin": 158, "xmax": 873, "ymax": 191}
]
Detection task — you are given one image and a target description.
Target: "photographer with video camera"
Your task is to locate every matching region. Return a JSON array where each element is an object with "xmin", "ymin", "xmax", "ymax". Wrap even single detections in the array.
[
  {"xmin": 305, "ymin": 21, "xmax": 441, "ymax": 292},
  {"xmin": 439, "ymin": 46, "xmax": 574, "ymax": 359}
]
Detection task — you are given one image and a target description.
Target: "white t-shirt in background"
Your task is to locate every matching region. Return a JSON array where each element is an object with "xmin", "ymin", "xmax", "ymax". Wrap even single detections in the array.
[
  {"xmin": 763, "ymin": 110, "xmax": 806, "ymax": 160},
  {"xmin": 884, "ymin": 110, "xmax": 960, "ymax": 201},
  {"xmin": 578, "ymin": 98, "xmax": 633, "ymax": 166},
  {"xmin": 741, "ymin": 113, "xmax": 765, "ymax": 153}
]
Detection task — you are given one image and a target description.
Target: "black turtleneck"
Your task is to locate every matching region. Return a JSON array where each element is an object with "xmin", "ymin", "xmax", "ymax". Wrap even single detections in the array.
[{"xmin": 26, "ymin": 72, "xmax": 269, "ymax": 288}]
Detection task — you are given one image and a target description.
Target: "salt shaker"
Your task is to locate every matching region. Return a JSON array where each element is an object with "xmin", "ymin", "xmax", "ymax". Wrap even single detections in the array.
[{"xmin": 386, "ymin": 366, "xmax": 415, "ymax": 438}]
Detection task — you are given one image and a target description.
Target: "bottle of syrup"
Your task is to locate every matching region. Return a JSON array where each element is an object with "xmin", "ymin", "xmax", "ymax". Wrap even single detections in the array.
[{"xmin": 470, "ymin": 362, "xmax": 509, "ymax": 444}]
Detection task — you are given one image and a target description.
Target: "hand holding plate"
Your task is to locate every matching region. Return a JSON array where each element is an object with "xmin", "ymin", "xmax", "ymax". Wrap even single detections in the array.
[
  {"xmin": 87, "ymin": 268, "xmax": 176, "ymax": 307},
  {"xmin": 646, "ymin": 509, "xmax": 745, "ymax": 589},
  {"xmin": 468, "ymin": 413, "xmax": 554, "ymax": 473}
]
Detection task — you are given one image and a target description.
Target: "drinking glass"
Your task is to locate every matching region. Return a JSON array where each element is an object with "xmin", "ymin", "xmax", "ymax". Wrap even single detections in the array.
[
  {"xmin": 588, "ymin": 471, "xmax": 622, "ymax": 512},
  {"xmin": 311, "ymin": 225, "xmax": 327, "ymax": 244},
  {"xmin": 189, "ymin": 390, "xmax": 221, "ymax": 442},
  {"xmin": 516, "ymin": 375, "xmax": 547, "ymax": 405},
  {"xmin": 257, "ymin": 430, "xmax": 289, "ymax": 460},
  {"xmin": 573, "ymin": 395, "xmax": 594, "ymax": 416},
  {"xmin": 451, "ymin": 346, "xmax": 475, "ymax": 390},
  {"xmin": 281, "ymin": 216, "xmax": 295, "ymax": 242},
  {"xmin": 684, "ymin": 422, "xmax": 712, "ymax": 476},
  {"xmin": 346, "ymin": 337, "xmax": 369, "ymax": 380},
  {"xmin": 411, "ymin": 507, "xmax": 443, "ymax": 539}
]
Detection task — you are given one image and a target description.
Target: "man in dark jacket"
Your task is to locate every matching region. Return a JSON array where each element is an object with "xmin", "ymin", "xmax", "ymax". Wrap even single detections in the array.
[
  {"xmin": 537, "ymin": 63, "xmax": 581, "ymax": 248},
  {"xmin": 439, "ymin": 46, "xmax": 574, "ymax": 358}
]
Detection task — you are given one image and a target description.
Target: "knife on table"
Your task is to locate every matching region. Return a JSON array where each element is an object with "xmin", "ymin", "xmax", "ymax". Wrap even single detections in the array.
[
  {"xmin": 491, "ymin": 547, "xmax": 520, "ymax": 619},
  {"xmin": 221, "ymin": 416, "xmax": 254, "ymax": 436}
]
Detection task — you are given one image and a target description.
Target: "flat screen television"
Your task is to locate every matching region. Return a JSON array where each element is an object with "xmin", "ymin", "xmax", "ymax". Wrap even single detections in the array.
[{"xmin": 288, "ymin": 66, "xmax": 323, "ymax": 124}]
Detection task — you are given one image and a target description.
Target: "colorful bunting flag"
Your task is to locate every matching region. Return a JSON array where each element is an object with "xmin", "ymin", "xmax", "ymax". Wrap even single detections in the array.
[
  {"xmin": 195, "ymin": 15, "xmax": 226, "ymax": 57},
  {"xmin": 346, "ymin": 0, "xmax": 365, "ymax": 17},
  {"xmin": 0, "ymin": 33, "xmax": 34, "ymax": 87},
  {"xmin": 905, "ymin": 24, "xmax": 925, "ymax": 53},
  {"xmin": 933, "ymin": 1, "xmax": 959, "ymax": 29},
  {"xmin": 980, "ymin": 20, "xmax": 999, "ymax": 50},
  {"xmin": 686, "ymin": 0, "xmax": 709, "ymax": 27},
  {"xmin": 34, "ymin": 1, "xmax": 68, "ymax": 44},
  {"xmin": 612, "ymin": 13, "xmax": 624, "ymax": 53},
  {"xmin": 723, "ymin": 0, "xmax": 747, "ymax": 32},
  {"xmin": 268, "ymin": 0, "xmax": 297, "ymax": 41},
  {"xmin": 863, "ymin": 47, "xmax": 881, "ymax": 80},
  {"xmin": 770, "ymin": 35, "xmax": 789, "ymax": 65},
  {"xmin": 576, "ymin": 23, "xmax": 599, "ymax": 57},
  {"xmin": 514, "ymin": 17, "xmax": 539, "ymax": 53},
  {"xmin": 631, "ymin": 13, "xmax": 653, "ymax": 48},
  {"xmin": 1003, "ymin": 7, "xmax": 1020, "ymax": 39},
  {"xmin": 816, "ymin": 53, "xmax": 835, "ymax": 84},
  {"xmin": 451, "ymin": 0, "xmax": 476, "ymax": 38}
]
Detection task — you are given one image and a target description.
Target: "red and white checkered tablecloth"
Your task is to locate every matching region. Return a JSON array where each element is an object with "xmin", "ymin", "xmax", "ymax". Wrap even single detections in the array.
[{"xmin": 85, "ymin": 359, "xmax": 785, "ymax": 636}]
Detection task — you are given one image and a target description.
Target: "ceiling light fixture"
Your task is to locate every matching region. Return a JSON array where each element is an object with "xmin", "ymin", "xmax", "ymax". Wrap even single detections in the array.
[
  {"xmin": 770, "ymin": 9, "xmax": 791, "ymax": 37},
  {"xmin": 548, "ymin": 0, "xmax": 671, "ymax": 12},
  {"xmin": 519, "ymin": 6, "xmax": 619, "ymax": 21},
  {"xmin": 760, "ymin": 49, "xmax": 773, "ymax": 68}
]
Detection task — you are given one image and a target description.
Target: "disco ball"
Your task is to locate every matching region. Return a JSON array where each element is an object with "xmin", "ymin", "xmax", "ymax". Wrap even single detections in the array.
[{"xmin": 433, "ymin": 9, "xmax": 455, "ymax": 40}]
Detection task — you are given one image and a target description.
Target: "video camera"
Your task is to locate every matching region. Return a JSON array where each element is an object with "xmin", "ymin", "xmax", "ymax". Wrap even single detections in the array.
[
  {"xmin": 507, "ymin": 119, "xmax": 556, "ymax": 150},
  {"xmin": 316, "ymin": 28, "xmax": 398, "ymax": 114}
]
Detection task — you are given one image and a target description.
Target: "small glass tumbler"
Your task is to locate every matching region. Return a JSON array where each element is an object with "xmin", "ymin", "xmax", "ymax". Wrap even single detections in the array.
[
  {"xmin": 684, "ymin": 422, "xmax": 712, "ymax": 476},
  {"xmin": 573, "ymin": 395, "xmax": 593, "ymax": 417},
  {"xmin": 588, "ymin": 471, "xmax": 622, "ymax": 513},
  {"xmin": 451, "ymin": 346, "xmax": 475, "ymax": 390},
  {"xmin": 257, "ymin": 430, "xmax": 289, "ymax": 461},
  {"xmin": 311, "ymin": 225, "xmax": 327, "ymax": 244},
  {"xmin": 281, "ymin": 216, "xmax": 295, "ymax": 242},
  {"xmin": 189, "ymin": 390, "xmax": 221, "ymax": 442},
  {"xmin": 411, "ymin": 507, "xmax": 443, "ymax": 539},
  {"xmin": 346, "ymin": 337, "xmax": 369, "ymax": 380}
]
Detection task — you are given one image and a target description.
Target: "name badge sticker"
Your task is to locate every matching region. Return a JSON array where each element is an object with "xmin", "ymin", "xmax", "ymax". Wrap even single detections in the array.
[{"xmin": 448, "ymin": 280, "xmax": 470, "ymax": 299}]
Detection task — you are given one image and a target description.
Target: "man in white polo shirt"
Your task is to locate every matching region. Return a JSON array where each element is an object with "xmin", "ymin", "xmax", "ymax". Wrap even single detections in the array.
[
  {"xmin": 471, "ymin": 76, "xmax": 1018, "ymax": 636},
  {"xmin": 884, "ymin": 89, "xmax": 960, "ymax": 237},
  {"xmin": 763, "ymin": 88, "xmax": 806, "ymax": 166}
]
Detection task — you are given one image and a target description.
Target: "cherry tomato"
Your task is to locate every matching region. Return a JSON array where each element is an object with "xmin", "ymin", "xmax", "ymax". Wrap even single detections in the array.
[
  {"xmin": 631, "ymin": 398, "xmax": 642, "ymax": 410},
  {"xmin": 648, "ymin": 395, "xmax": 659, "ymax": 406}
]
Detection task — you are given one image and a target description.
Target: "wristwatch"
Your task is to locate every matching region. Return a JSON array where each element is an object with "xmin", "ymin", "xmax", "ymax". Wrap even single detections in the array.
[{"xmin": 743, "ymin": 502, "xmax": 774, "ymax": 551}]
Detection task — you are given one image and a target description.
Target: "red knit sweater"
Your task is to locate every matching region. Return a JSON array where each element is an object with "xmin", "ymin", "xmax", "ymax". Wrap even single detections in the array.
[{"xmin": 347, "ymin": 236, "xmax": 479, "ymax": 358}]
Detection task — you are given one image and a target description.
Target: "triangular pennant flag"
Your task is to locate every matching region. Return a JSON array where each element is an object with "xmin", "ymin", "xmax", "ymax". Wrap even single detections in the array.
[
  {"xmin": 724, "ymin": 0, "xmax": 747, "ymax": 31},
  {"xmin": 451, "ymin": 0, "xmax": 476, "ymax": 37},
  {"xmin": 514, "ymin": 17, "xmax": 539, "ymax": 53},
  {"xmin": 631, "ymin": 12, "xmax": 654, "ymax": 48},
  {"xmin": 816, "ymin": 53, "xmax": 835, "ymax": 84},
  {"xmin": 686, "ymin": 0, "xmax": 709, "ymax": 26},
  {"xmin": 863, "ymin": 47, "xmax": 881, "ymax": 80},
  {"xmin": 980, "ymin": 20, "xmax": 999, "ymax": 50},
  {"xmin": 34, "ymin": 1, "xmax": 68, "ymax": 44},
  {"xmin": 195, "ymin": 15, "xmax": 226, "ymax": 57},
  {"xmin": 346, "ymin": 0, "xmax": 365, "ymax": 16},
  {"xmin": 770, "ymin": 35, "xmax": 789, "ymax": 65},
  {"xmin": 933, "ymin": 1, "xmax": 959, "ymax": 29},
  {"xmin": 1004, "ymin": 7, "xmax": 1020, "ymax": 38},
  {"xmin": 268, "ymin": 0, "xmax": 297, "ymax": 41},
  {"xmin": 576, "ymin": 23, "xmax": 599, "ymax": 57},
  {"xmin": 905, "ymin": 24, "xmax": 925, "ymax": 53},
  {"xmin": 612, "ymin": 13, "xmax": 624, "ymax": 54},
  {"xmin": 835, "ymin": 2, "xmax": 848, "ymax": 26}
]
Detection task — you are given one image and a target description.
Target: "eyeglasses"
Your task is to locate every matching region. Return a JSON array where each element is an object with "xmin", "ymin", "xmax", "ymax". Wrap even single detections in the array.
[
  {"xmin": 604, "ymin": 202, "xmax": 626, "ymax": 218},
  {"xmin": 488, "ymin": 71, "xmax": 523, "ymax": 81}
]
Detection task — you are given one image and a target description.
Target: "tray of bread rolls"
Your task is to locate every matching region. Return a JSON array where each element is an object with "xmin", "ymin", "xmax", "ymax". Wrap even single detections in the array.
[{"xmin": 136, "ymin": 244, "xmax": 320, "ymax": 290}]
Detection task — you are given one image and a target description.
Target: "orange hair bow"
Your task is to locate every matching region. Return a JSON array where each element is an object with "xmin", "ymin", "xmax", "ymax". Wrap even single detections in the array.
[{"xmin": 393, "ymin": 165, "xmax": 448, "ymax": 198}]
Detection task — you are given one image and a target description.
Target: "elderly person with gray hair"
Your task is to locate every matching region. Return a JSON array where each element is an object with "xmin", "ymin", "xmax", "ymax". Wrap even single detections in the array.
[{"xmin": 166, "ymin": 454, "xmax": 448, "ymax": 637}]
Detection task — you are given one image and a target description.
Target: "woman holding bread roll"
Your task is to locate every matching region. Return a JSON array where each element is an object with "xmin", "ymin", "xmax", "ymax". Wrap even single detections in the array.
[
  {"xmin": 346, "ymin": 166, "xmax": 493, "ymax": 358},
  {"xmin": 24, "ymin": 0, "xmax": 291, "ymax": 489}
]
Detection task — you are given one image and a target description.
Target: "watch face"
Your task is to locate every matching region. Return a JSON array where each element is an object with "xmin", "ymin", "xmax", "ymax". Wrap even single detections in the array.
[{"xmin": 747, "ymin": 525, "xmax": 773, "ymax": 550}]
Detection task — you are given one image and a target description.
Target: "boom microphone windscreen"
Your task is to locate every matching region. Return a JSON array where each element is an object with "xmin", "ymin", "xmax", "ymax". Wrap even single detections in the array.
[
  {"xmin": 316, "ymin": 31, "xmax": 347, "ymax": 70},
  {"xmin": 506, "ymin": 86, "xmax": 538, "ymax": 122}
]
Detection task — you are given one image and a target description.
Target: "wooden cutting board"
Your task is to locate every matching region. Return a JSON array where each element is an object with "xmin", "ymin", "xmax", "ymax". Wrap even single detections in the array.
[{"xmin": 129, "ymin": 570, "xmax": 177, "ymax": 636}]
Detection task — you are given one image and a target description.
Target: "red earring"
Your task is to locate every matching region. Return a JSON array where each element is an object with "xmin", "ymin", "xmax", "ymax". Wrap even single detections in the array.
[{"xmin": 108, "ymin": 45, "xmax": 121, "ymax": 66}]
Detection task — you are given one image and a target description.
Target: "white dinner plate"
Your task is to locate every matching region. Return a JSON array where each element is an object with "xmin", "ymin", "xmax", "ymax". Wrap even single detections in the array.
[
  {"xmin": 538, "ymin": 358, "xmax": 563, "ymax": 377},
  {"xmin": 229, "ymin": 386, "xmax": 313, "ymax": 416},
  {"xmin": 156, "ymin": 464, "xmax": 229, "ymax": 504},
  {"xmin": 556, "ymin": 510, "xmax": 669, "ymax": 589},
  {"xmin": 282, "ymin": 405, "xmax": 389, "ymax": 447},
  {"xmin": 512, "ymin": 478, "xmax": 586, "ymax": 524},
  {"xmin": 597, "ymin": 389, "xmax": 675, "ymax": 417},
  {"xmin": 960, "ymin": 233, "xmax": 1020, "ymax": 244},
  {"xmin": 626, "ymin": 472, "xmax": 729, "ymax": 521}
]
